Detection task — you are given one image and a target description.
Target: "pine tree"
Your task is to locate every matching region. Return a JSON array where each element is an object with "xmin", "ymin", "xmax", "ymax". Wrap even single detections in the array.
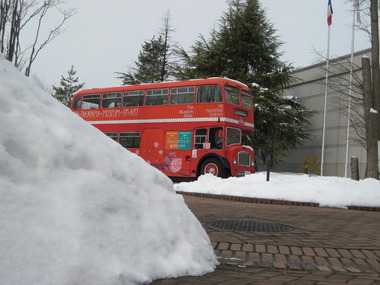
[
  {"xmin": 117, "ymin": 10, "xmax": 174, "ymax": 85},
  {"xmin": 252, "ymin": 86, "xmax": 313, "ymax": 163},
  {"xmin": 175, "ymin": 0, "xmax": 313, "ymax": 163},
  {"xmin": 52, "ymin": 65, "xmax": 84, "ymax": 107},
  {"xmin": 118, "ymin": 36, "xmax": 168, "ymax": 84}
]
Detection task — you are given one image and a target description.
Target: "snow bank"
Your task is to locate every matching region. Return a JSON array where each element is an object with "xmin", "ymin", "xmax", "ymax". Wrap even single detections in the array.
[
  {"xmin": 175, "ymin": 172, "xmax": 380, "ymax": 209},
  {"xmin": 0, "ymin": 54, "xmax": 217, "ymax": 285}
]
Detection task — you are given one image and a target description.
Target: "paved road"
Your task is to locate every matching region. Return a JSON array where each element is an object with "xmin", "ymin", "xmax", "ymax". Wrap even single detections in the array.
[{"xmin": 151, "ymin": 195, "xmax": 380, "ymax": 284}]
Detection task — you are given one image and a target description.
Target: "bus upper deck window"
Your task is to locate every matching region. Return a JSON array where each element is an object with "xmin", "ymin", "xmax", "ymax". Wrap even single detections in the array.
[
  {"xmin": 170, "ymin": 86, "xmax": 194, "ymax": 104},
  {"xmin": 225, "ymin": 86, "xmax": 240, "ymax": 105},
  {"xmin": 123, "ymin": 90, "xmax": 144, "ymax": 107},
  {"xmin": 82, "ymin": 94, "xmax": 100, "ymax": 109},
  {"xmin": 196, "ymin": 85, "xmax": 222, "ymax": 103},
  {"xmin": 102, "ymin": 92, "xmax": 121, "ymax": 108},
  {"xmin": 73, "ymin": 96, "xmax": 81, "ymax": 110},
  {"xmin": 242, "ymin": 90, "xmax": 253, "ymax": 108},
  {"xmin": 145, "ymin": 88, "xmax": 169, "ymax": 106}
]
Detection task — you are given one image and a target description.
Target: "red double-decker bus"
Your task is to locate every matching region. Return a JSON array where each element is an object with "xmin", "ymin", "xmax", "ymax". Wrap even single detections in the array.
[{"xmin": 70, "ymin": 77, "xmax": 255, "ymax": 179}]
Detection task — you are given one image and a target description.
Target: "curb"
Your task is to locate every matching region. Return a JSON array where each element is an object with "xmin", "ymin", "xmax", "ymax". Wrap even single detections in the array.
[
  {"xmin": 213, "ymin": 242, "xmax": 380, "ymax": 273},
  {"xmin": 176, "ymin": 191, "xmax": 380, "ymax": 211}
]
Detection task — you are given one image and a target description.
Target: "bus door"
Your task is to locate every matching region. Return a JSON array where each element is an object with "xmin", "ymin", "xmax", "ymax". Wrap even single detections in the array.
[
  {"xmin": 164, "ymin": 130, "xmax": 192, "ymax": 177},
  {"xmin": 140, "ymin": 128, "xmax": 165, "ymax": 171},
  {"xmin": 193, "ymin": 127, "xmax": 227, "ymax": 177}
]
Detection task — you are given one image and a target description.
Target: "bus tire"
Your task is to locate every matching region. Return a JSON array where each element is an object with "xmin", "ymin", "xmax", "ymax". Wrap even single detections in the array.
[{"xmin": 200, "ymin": 158, "xmax": 226, "ymax": 178}]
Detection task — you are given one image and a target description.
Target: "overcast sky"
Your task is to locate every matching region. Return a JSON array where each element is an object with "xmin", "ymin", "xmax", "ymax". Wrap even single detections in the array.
[{"xmin": 29, "ymin": 0, "xmax": 370, "ymax": 89}]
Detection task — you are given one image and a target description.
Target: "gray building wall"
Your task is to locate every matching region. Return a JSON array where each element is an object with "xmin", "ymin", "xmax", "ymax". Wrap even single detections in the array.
[{"xmin": 276, "ymin": 49, "xmax": 371, "ymax": 178}]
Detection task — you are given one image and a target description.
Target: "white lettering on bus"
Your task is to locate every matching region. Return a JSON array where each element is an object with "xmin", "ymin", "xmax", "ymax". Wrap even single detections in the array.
[
  {"xmin": 78, "ymin": 108, "xmax": 139, "ymax": 120},
  {"xmin": 206, "ymin": 108, "xmax": 223, "ymax": 117},
  {"xmin": 179, "ymin": 106, "xmax": 194, "ymax": 118}
]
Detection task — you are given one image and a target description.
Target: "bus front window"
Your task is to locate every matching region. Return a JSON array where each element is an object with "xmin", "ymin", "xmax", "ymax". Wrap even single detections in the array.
[{"xmin": 226, "ymin": 127, "xmax": 241, "ymax": 146}]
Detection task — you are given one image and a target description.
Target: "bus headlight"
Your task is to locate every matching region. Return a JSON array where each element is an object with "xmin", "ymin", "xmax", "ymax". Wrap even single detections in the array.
[{"xmin": 233, "ymin": 158, "xmax": 237, "ymax": 164}]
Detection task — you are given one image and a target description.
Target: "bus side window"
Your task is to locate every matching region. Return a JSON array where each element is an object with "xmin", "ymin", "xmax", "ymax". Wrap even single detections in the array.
[
  {"xmin": 145, "ymin": 88, "xmax": 168, "ymax": 106},
  {"xmin": 170, "ymin": 86, "xmax": 195, "ymax": 104},
  {"xmin": 209, "ymin": 127, "xmax": 223, "ymax": 149},
  {"xmin": 82, "ymin": 94, "xmax": 100, "ymax": 109},
  {"xmin": 196, "ymin": 85, "xmax": 222, "ymax": 103},
  {"xmin": 194, "ymin": 128, "xmax": 207, "ymax": 149},
  {"xmin": 123, "ymin": 90, "xmax": 144, "ymax": 107},
  {"xmin": 119, "ymin": 132, "xmax": 140, "ymax": 148},
  {"xmin": 102, "ymin": 92, "xmax": 121, "ymax": 108},
  {"xmin": 73, "ymin": 96, "xmax": 82, "ymax": 110},
  {"xmin": 242, "ymin": 90, "xmax": 253, "ymax": 108},
  {"xmin": 104, "ymin": 132, "xmax": 118, "ymax": 142}
]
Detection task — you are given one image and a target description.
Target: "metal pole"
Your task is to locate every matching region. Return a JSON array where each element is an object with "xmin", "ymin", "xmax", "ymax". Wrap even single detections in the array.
[
  {"xmin": 321, "ymin": 25, "xmax": 331, "ymax": 176},
  {"xmin": 345, "ymin": 2, "xmax": 357, "ymax": 177}
]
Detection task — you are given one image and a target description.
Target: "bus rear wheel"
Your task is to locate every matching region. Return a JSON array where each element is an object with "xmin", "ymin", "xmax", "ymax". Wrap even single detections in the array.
[{"xmin": 200, "ymin": 158, "xmax": 226, "ymax": 178}]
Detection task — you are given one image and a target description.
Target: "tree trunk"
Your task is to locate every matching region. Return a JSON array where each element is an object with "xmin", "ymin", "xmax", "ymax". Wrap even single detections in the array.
[
  {"xmin": 362, "ymin": 56, "xmax": 379, "ymax": 179},
  {"xmin": 370, "ymin": 0, "xmax": 380, "ymax": 141}
]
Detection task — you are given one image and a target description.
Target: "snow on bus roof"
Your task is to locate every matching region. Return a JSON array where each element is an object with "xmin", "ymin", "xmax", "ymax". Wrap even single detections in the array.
[{"xmin": 80, "ymin": 77, "xmax": 249, "ymax": 93}]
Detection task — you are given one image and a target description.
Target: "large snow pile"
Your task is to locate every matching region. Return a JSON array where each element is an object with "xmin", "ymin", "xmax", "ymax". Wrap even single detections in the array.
[
  {"xmin": 0, "ymin": 54, "xmax": 217, "ymax": 285},
  {"xmin": 175, "ymin": 172, "xmax": 380, "ymax": 209}
]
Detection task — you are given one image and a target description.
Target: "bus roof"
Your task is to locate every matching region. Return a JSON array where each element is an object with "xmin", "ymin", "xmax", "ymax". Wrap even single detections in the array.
[{"xmin": 74, "ymin": 77, "xmax": 250, "ymax": 96}]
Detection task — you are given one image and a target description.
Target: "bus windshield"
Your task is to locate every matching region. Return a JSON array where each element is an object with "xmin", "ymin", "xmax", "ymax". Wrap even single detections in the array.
[{"xmin": 226, "ymin": 127, "xmax": 241, "ymax": 146}]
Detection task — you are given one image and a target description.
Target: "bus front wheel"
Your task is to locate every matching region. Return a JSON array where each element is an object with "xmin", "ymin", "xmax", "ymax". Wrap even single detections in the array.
[{"xmin": 200, "ymin": 158, "xmax": 226, "ymax": 178}]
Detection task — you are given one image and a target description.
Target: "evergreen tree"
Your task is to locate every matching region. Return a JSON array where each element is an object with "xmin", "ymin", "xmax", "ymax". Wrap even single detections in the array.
[
  {"xmin": 175, "ymin": 0, "xmax": 313, "ymax": 163},
  {"xmin": 52, "ymin": 65, "xmax": 84, "ymax": 107},
  {"xmin": 117, "ymin": 10, "xmax": 174, "ymax": 85},
  {"xmin": 252, "ymin": 86, "xmax": 313, "ymax": 164},
  {"xmin": 117, "ymin": 36, "xmax": 168, "ymax": 85}
]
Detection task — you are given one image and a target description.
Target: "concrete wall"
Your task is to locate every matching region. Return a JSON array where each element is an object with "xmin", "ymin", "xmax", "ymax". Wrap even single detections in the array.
[{"xmin": 275, "ymin": 49, "xmax": 371, "ymax": 178}]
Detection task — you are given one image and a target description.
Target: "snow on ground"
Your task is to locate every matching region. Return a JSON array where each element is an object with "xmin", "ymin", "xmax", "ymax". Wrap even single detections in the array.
[
  {"xmin": 0, "ymin": 54, "xmax": 217, "ymax": 285},
  {"xmin": 175, "ymin": 172, "xmax": 380, "ymax": 209}
]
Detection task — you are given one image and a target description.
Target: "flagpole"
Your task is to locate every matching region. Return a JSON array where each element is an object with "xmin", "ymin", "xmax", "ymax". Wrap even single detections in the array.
[
  {"xmin": 344, "ymin": 1, "xmax": 357, "ymax": 178},
  {"xmin": 321, "ymin": 0, "xmax": 333, "ymax": 176},
  {"xmin": 321, "ymin": 25, "xmax": 331, "ymax": 176}
]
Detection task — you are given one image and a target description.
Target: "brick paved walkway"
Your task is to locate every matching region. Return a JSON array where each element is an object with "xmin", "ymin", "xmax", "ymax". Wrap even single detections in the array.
[{"xmin": 151, "ymin": 195, "xmax": 380, "ymax": 284}]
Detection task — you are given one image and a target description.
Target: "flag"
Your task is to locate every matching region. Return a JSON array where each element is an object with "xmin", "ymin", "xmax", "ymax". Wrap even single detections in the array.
[{"xmin": 327, "ymin": 0, "xmax": 333, "ymax": 26}]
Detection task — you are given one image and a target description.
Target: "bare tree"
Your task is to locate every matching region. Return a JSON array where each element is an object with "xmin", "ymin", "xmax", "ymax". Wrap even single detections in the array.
[
  {"xmin": 0, "ymin": 0, "xmax": 76, "ymax": 76},
  {"xmin": 362, "ymin": 56, "xmax": 379, "ymax": 178},
  {"xmin": 321, "ymin": 0, "xmax": 379, "ymax": 179},
  {"xmin": 326, "ymin": 57, "xmax": 366, "ymax": 147}
]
